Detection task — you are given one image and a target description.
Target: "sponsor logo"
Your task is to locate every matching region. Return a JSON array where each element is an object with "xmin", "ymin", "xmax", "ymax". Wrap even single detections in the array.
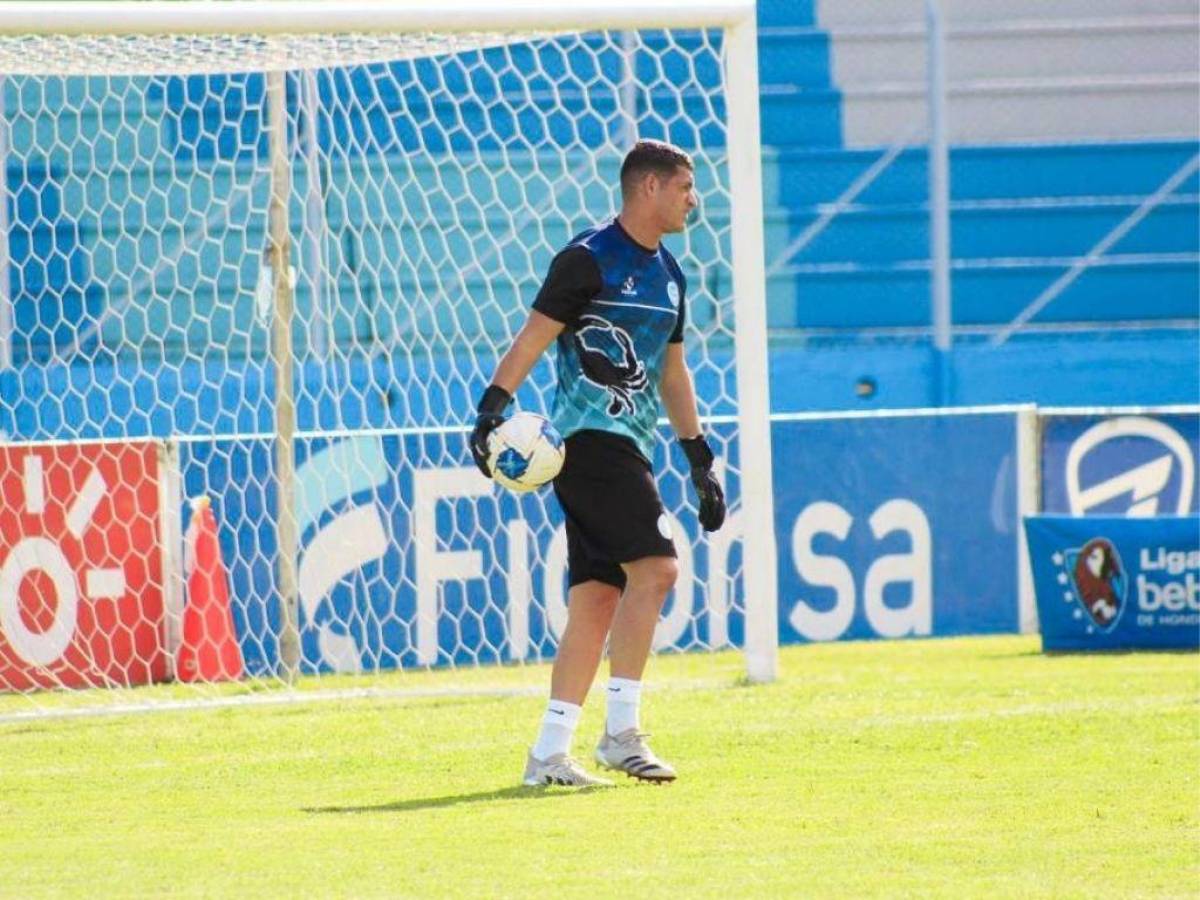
[
  {"xmin": 1136, "ymin": 546, "xmax": 1200, "ymax": 622},
  {"xmin": 0, "ymin": 443, "xmax": 166, "ymax": 688},
  {"xmin": 1066, "ymin": 416, "xmax": 1195, "ymax": 516},
  {"xmin": 1, "ymin": 458, "xmax": 122, "ymax": 667},
  {"xmin": 666, "ymin": 281, "xmax": 680, "ymax": 308},
  {"xmin": 296, "ymin": 435, "xmax": 391, "ymax": 673},
  {"xmin": 620, "ymin": 276, "xmax": 637, "ymax": 297},
  {"xmin": 1054, "ymin": 538, "xmax": 1127, "ymax": 632}
]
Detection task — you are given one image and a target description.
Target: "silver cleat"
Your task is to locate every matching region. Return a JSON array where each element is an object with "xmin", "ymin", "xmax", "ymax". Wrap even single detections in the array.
[
  {"xmin": 522, "ymin": 751, "xmax": 614, "ymax": 788},
  {"xmin": 594, "ymin": 729, "xmax": 677, "ymax": 783}
]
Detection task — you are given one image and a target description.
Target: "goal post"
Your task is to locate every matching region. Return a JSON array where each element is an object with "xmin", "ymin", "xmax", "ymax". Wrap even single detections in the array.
[
  {"xmin": 0, "ymin": 0, "xmax": 777, "ymax": 714},
  {"xmin": 723, "ymin": 12, "xmax": 778, "ymax": 685}
]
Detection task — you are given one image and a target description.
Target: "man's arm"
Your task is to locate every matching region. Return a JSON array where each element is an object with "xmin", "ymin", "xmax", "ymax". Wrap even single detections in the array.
[
  {"xmin": 659, "ymin": 342, "xmax": 701, "ymax": 439},
  {"xmin": 470, "ymin": 311, "xmax": 564, "ymax": 476},
  {"xmin": 660, "ymin": 343, "xmax": 725, "ymax": 531},
  {"xmin": 472, "ymin": 246, "xmax": 598, "ymax": 478},
  {"xmin": 490, "ymin": 310, "xmax": 565, "ymax": 395}
]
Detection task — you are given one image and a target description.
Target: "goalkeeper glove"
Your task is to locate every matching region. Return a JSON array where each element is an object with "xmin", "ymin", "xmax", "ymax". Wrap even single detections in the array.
[
  {"xmin": 680, "ymin": 434, "xmax": 725, "ymax": 532},
  {"xmin": 470, "ymin": 384, "xmax": 512, "ymax": 478}
]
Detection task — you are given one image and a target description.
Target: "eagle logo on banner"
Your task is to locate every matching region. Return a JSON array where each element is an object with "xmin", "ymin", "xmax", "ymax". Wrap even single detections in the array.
[{"xmin": 1056, "ymin": 537, "xmax": 1128, "ymax": 632}]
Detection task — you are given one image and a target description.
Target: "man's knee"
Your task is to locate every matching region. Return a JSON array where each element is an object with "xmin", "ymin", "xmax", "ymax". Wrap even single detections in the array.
[
  {"xmin": 569, "ymin": 580, "xmax": 622, "ymax": 613},
  {"xmin": 624, "ymin": 556, "xmax": 679, "ymax": 596}
]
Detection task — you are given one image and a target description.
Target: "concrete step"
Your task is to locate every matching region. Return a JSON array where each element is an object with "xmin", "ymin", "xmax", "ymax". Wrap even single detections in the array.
[
  {"xmin": 7, "ymin": 87, "xmax": 732, "ymax": 163},
  {"xmin": 838, "ymin": 74, "xmax": 1200, "ymax": 146},
  {"xmin": 21, "ymin": 191, "xmax": 1194, "ymax": 290},
  {"xmin": 758, "ymin": 28, "xmax": 832, "ymax": 89},
  {"xmin": 22, "ymin": 251, "xmax": 1194, "ymax": 357},
  {"xmin": 821, "ymin": 17, "xmax": 1199, "ymax": 83},
  {"xmin": 769, "ymin": 196, "xmax": 1199, "ymax": 264},
  {"xmin": 815, "ymin": 0, "xmax": 1199, "ymax": 27},
  {"xmin": 769, "ymin": 254, "xmax": 1200, "ymax": 328},
  {"xmin": 764, "ymin": 142, "xmax": 1200, "ymax": 206},
  {"xmin": 760, "ymin": 86, "xmax": 843, "ymax": 146},
  {"xmin": 758, "ymin": 0, "xmax": 816, "ymax": 27}
]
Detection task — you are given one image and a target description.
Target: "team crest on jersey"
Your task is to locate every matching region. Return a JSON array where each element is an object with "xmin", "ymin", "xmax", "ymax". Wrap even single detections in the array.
[
  {"xmin": 666, "ymin": 281, "xmax": 680, "ymax": 308},
  {"xmin": 573, "ymin": 314, "xmax": 649, "ymax": 415}
]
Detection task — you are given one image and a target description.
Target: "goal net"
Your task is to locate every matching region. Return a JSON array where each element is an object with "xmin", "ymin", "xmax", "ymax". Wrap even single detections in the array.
[{"xmin": 0, "ymin": 1, "xmax": 775, "ymax": 716}]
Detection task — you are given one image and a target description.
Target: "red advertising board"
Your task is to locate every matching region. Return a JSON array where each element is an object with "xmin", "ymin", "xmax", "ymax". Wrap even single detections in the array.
[{"xmin": 0, "ymin": 441, "xmax": 168, "ymax": 690}]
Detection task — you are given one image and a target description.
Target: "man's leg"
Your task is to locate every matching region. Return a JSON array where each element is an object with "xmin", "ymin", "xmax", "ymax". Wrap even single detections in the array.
[
  {"xmin": 609, "ymin": 555, "xmax": 678, "ymax": 680},
  {"xmin": 595, "ymin": 555, "xmax": 679, "ymax": 782},
  {"xmin": 524, "ymin": 580, "xmax": 621, "ymax": 787},
  {"xmin": 551, "ymin": 580, "xmax": 621, "ymax": 705}
]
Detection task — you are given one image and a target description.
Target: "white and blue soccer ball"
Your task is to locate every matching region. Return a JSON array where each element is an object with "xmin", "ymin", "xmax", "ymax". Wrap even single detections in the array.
[{"xmin": 487, "ymin": 412, "xmax": 565, "ymax": 493}]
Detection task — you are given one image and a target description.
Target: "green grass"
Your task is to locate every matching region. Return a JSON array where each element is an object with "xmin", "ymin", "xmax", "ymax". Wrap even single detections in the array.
[{"xmin": 0, "ymin": 636, "xmax": 1196, "ymax": 898}]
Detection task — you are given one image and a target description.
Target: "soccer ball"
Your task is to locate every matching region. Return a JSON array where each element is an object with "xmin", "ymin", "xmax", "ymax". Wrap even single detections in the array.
[{"xmin": 487, "ymin": 412, "xmax": 566, "ymax": 493}]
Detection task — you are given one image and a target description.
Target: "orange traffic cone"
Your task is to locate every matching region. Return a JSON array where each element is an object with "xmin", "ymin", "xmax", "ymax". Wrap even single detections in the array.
[{"xmin": 178, "ymin": 496, "xmax": 244, "ymax": 683}]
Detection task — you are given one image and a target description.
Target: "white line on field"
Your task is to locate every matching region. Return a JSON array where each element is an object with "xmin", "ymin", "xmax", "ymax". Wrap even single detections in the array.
[
  {"xmin": 854, "ymin": 694, "xmax": 1194, "ymax": 727},
  {"xmin": 0, "ymin": 677, "xmax": 730, "ymax": 725}
]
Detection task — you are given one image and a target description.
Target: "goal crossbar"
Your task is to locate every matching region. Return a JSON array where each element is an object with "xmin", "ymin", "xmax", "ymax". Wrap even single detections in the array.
[{"xmin": 0, "ymin": 0, "xmax": 755, "ymax": 36}]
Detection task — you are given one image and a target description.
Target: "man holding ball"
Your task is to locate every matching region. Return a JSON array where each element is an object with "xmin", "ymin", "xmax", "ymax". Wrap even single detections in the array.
[{"xmin": 471, "ymin": 139, "xmax": 726, "ymax": 787}]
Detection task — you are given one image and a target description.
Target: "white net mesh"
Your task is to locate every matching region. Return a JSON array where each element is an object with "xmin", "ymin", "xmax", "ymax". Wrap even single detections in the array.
[{"xmin": 0, "ymin": 26, "xmax": 746, "ymax": 712}]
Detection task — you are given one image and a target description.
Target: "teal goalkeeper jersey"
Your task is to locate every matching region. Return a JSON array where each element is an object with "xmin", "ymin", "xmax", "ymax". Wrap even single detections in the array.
[{"xmin": 532, "ymin": 219, "xmax": 687, "ymax": 462}]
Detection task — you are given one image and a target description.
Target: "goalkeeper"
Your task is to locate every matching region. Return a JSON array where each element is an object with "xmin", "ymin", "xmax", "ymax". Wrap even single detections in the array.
[{"xmin": 471, "ymin": 139, "xmax": 726, "ymax": 787}]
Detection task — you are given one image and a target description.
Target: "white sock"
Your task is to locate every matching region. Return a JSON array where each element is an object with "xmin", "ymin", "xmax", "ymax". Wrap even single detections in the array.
[
  {"xmin": 531, "ymin": 699, "xmax": 581, "ymax": 761},
  {"xmin": 605, "ymin": 677, "xmax": 642, "ymax": 736}
]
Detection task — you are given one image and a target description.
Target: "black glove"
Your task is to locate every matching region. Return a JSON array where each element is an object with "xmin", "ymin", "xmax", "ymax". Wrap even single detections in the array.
[
  {"xmin": 680, "ymin": 435, "xmax": 725, "ymax": 532},
  {"xmin": 470, "ymin": 384, "xmax": 512, "ymax": 478}
]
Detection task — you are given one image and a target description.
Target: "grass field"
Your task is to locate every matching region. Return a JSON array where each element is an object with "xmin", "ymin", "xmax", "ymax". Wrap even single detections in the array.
[{"xmin": 0, "ymin": 635, "xmax": 1196, "ymax": 898}]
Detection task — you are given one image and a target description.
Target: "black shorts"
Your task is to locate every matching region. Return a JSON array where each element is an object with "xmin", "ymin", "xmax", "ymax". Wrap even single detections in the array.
[{"xmin": 552, "ymin": 429, "xmax": 677, "ymax": 590}]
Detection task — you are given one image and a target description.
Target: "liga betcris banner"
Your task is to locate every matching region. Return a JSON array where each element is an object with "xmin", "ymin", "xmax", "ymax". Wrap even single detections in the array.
[
  {"xmin": 0, "ymin": 441, "xmax": 170, "ymax": 690},
  {"xmin": 1024, "ymin": 515, "xmax": 1200, "ymax": 651}
]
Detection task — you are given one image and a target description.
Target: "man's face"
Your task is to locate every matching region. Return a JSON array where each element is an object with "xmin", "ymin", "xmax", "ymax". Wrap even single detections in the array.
[{"xmin": 651, "ymin": 166, "xmax": 698, "ymax": 233}]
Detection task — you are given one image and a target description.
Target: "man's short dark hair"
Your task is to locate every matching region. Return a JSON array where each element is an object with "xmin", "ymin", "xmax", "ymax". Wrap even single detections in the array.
[{"xmin": 620, "ymin": 139, "xmax": 693, "ymax": 199}]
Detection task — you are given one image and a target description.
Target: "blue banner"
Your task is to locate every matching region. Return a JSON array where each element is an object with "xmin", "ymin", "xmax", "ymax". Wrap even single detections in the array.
[
  {"xmin": 1025, "ymin": 515, "xmax": 1200, "ymax": 651},
  {"xmin": 1041, "ymin": 411, "xmax": 1199, "ymax": 516},
  {"xmin": 772, "ymin": 412, "xmax": 1022, "ymax": 643},
  {"xmin": 177, "ymin": 425, "xmax": 744, "ymax": 676},
  {"xmin": 173, "ymin": 409, "xmax": 1034, "ymax": 675}
]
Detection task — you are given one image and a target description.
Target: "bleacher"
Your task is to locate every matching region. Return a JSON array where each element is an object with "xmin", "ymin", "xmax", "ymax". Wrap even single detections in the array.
[{"xmin": 758, "ymin": 0, "xmax": 1199, "ymax": 333}]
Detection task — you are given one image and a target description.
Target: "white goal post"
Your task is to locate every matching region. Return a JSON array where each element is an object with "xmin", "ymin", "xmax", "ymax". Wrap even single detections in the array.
[{"xmin": 0, "ymin": 0, "xmax": 777, "ymax": 715}]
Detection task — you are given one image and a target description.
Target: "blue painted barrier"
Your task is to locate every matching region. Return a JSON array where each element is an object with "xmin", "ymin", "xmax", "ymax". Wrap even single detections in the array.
[
  {"xmin": 771, "ymin": 411, "xmax": 1024, "ymax": 643},
  {"xmin": 171, "ymin": 407, "xmax": 1032, "ymax": 674}
]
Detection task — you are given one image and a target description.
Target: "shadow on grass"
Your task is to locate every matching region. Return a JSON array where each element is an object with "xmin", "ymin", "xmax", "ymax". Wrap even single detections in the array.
[
  {"xmin": 0, "ymin": 724, "xmax": 51, "ymax": 737},
  {"xmin": 304, "ymin": 784, "xmax": 610, "ymax": 815},
  {"xmin": 976, "ymin": 649, "xmax": 1046, "ymax": 660}
]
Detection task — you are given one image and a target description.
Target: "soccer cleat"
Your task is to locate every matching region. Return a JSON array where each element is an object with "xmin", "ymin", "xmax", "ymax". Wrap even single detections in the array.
[
  {"xmin": 594, "ymin": 729, "xmax": 677, "ymax": 783},
  {"xmin": 522, "ymin": 751, "xmax": 614, "ymax": 788}
]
